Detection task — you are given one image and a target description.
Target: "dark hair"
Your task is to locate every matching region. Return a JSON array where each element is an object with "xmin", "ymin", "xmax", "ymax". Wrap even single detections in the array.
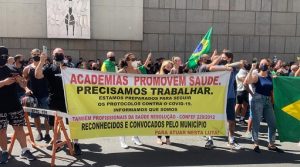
[
  {"xmin": 14, "ymin": 54, "xmax": 23, "ymax": 61},
  {"xmin": 119, "ymin": 52, "xmax": 135, "ymax": 68},
  {"xmin": 119, "ymin": 59, "xmax": 128, "ymax": 68},
  {"xmin": 223, "ymin": 51, "xmax": 233, "ymax": 63},
  {"xmin": 124, "ymin": 53, "xmax": 134, "ymax": 61}
]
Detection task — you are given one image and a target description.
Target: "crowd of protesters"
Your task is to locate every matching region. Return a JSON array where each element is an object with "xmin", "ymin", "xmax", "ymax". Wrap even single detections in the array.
[{"xmin": 1, "ymin": 45, "xmax": 300, "ymax": 164}]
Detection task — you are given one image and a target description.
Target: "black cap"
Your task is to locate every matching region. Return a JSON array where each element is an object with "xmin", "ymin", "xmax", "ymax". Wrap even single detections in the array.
[{"xmin": 0, "ymin": 46, "xmax": 8, "ymax": 56}]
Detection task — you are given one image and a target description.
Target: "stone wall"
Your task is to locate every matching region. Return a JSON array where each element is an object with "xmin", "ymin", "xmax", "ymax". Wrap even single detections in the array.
[{"xmin": 1, "ymin": 0, "xmax": 300, "ymax": 63}]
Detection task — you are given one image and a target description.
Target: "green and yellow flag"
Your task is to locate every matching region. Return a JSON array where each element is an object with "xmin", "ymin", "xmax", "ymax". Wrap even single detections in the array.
[
  {"xmin": 101, "ymin": 59, "xmax": 116, "ymax": 72},
  {"xmin": 187, "ymin": 27, "xmax": 212, "ymax": 69},
  {"xmin": 273, "ymin": 77, "xmax": 300, "ymax": 142}
]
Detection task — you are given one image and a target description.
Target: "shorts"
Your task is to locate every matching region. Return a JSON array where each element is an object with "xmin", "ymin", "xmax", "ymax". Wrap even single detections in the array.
[
  {"xmin": 226, "ymin": 98, "xmax": 236, "ymax": 121},
  {"xmin": 236, "ymin": 90, "xmax": 249, "ymax": 104},
  {"xmin": 30, "ymin": 97, "xmax": 49, "ymax": 119},
  {"xmin": 0, "ymin": 110, "xmax": 26, "ymax": 130}
]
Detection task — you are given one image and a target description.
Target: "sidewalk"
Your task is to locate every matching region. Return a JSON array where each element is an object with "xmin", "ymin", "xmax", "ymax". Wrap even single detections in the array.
[{"xmin": 3, "ymin": 121, "xmax": 300, "ymax": 167}]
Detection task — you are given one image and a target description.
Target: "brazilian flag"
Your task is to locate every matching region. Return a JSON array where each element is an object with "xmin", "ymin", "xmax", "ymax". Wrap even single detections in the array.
[
  {"xmin": 101, "ymin": 59, "xmax": 116, "ymax": 72},
  {"xmin": 273, "ymin": 77, "xmax": 300, "ymax": 142},
  {"xmin": 187, "ymin": 27, "xmax": 212, "ymax": 69}
]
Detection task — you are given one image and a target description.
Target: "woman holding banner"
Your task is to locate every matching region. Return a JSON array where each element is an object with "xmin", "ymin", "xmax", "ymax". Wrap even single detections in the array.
[
  {"xmin": 156, "ymin": 60, "xmax": 174, "ymax": 145},
  {"xmin": 117, "ymin": 53, "xmax": 143, "ymax": 149},
  {"xmin": 245, "ymin": 59, "xmax": 284, "ymax": 153}
]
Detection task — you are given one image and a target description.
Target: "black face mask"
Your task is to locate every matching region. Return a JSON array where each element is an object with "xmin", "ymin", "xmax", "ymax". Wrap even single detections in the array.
[
  {"xmin": 92, "ymin": 67, "xmax": 98, "ymax": 70},
  {"xmin": 54, "ymin": 53, "xmax": 64, "ymax": 62},
  {"xmin": 19, "ymin": 60, "xmax": 25, "ymax": 65},
  {"xmin": 33, "ymin": 56, "xmax": 40, "ymax": 62},
  {"xmin": 205, "ymin": 60, "xmax": 212, "ymax": 64},
  {"xmin": 109, "ymin": 57, "xmax": 116, "ymax": 61},
  {"xmin": 163, "ymin": 69, "xmax": 170, "ymax": 74},
  {"xmin": 260, "ymin": 64, "xmax": 269, "ymax": 71},
  {"xmin": 178, "ymin": 65, "xmax": 184, "ymax": 74},
  {"xmin": 244, "ymin": 64, "xmax": 251, "ymax": 71},
  {"xmin": 219, "ymin": 60, "xmax": 228, "ymax": 65}
]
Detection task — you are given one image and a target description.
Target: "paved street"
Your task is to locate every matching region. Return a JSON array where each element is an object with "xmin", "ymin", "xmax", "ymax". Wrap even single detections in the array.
[{"xmin": 3, "ymin": 119, "xmax": 300, "ymax": 167}]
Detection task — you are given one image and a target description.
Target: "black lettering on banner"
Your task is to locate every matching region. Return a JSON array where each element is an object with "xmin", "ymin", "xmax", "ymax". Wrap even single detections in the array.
[
  {"xmin": 81, "ymin": 122, "xmax": 124, "ymax": 131},
  {"xmin": 150, "ymin": 87, "xmax": 213, "ymax": 95},
  {"xmin": 179, "ymin": 121, "xmax": 207, "ymax": 128},
  {"xmin": 77, "ymin": 86, "xmax": 83, "ymax": 94}
]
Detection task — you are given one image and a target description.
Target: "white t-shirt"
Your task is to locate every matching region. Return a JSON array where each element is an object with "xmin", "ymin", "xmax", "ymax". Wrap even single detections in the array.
[{"xmin": 236, "ymin": 68, "xmax": 248, "ymax": 91}]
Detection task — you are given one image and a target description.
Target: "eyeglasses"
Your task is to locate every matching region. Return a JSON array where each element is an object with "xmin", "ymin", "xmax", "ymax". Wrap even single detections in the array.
[{"xmin": 32, "ymin": 54, "xmax": 40, "ymax": 56}]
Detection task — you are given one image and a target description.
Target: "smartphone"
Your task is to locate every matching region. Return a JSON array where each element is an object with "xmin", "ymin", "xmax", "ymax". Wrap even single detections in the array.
[{"xmin": 42, "ymin": 45, "xmax": 48, "ymax": 54}]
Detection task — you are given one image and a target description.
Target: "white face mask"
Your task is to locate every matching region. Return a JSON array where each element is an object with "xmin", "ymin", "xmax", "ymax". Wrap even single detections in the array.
[
  {"xmin": 63, "ymin": 59, "xmax": 68, "ymax": 64},
  {"xmin": 131, "ymin": 61, "xmax": 138, "ymax": 68}
]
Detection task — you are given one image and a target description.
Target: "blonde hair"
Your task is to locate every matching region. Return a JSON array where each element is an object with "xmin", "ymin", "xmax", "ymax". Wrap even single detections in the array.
[
  {"xmin": 159, "ymin": 60, "xmax": 173, "ymax": 74},
  {"xmin": 31, "ymin": 48, "xmax": 40, "ymax": 54}
]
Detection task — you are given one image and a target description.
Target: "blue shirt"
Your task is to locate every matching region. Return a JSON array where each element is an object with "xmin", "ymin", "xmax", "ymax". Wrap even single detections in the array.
[
  {"xmin": 255, "ymin": 75, "xmax": 273, "ymax": 96},
  {"xmin": 227, "ymin": 68, "xmax": 237, "ymax": 99}
]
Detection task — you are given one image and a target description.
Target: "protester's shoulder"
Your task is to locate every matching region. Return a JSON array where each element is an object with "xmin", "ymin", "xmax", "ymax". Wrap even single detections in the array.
[{"xmin": 0, "ymin": 65, "xmax": 10, "ymax": 73}]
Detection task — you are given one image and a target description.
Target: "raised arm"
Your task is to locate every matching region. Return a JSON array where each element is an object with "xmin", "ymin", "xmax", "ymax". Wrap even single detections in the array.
[
  {"xmin": 244, "ymin": 63, "xmax": 258, "ymax": 84},
  {"xmin": 143, "ymin": 52, "xmax": 152, "ymax": 68},
  {"xmin": 35, "ymin": 53, "xmax": 47, "ymax": 79},
  {"xmin": 295, "ymin": 66, "xmax": 300, "ymax": 77}
]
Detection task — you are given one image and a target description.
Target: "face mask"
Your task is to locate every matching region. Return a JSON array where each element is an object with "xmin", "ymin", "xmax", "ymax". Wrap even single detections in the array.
[
  {"xmin": 63, "ymin": 59, "xmax": 69, "ymax": 64},
  {"xmin": 219, "ymin": 60, "xmax": 228, "ymax": 65},
  {"xmin": 54, "ymin": 53, "xmax": 65, "ymax": 62},
  {"xmin": 205, "ymin": 60, "xmax": 212, "ymax": 64},
  {"xmin": 131, "ymin": 61, "xmax": 138, "ymax": 68},
  {"xmin": 19, "ymin": 60, "xmax": 25, "ymax": 65},
  {"xmin": 92, "ymin": 67, "xmax": 97, "ymax": 70},
  {"xmin": 163, "ymin": 69, "xmax": 170, "ymax": 74},
  {"xmin": 33, "ymin": 56, "xmax": 40, "ymax": 62},
  {"xmin": 109, "ymin": 57, "xmax": 115, "ymax": 61},
  {"xmin": 244, "ymin": 64, "xmax": 251, "ymax": 71},
  {"xmin": 260, "ymin": 64, "xmax": 268, "ymax": 71}
]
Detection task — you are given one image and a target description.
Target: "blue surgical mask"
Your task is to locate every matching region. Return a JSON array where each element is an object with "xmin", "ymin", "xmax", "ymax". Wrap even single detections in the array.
[{"xmin": 260, "ymin": 64, "xmax": 268, "ymax": 71}]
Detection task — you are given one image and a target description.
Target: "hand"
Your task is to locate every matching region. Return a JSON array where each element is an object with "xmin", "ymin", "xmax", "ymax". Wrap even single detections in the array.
[
  {"xmin": 60, "ymin": 64, "xmax": 67, "ymax": 70},
  {"xmin": 14, "ymin": 75, "xmax": 24, "ymax": 83},
  {"xmin": 25, "ymin": 89, "xmax": 33, "ymax": 95},
  {"xmin": 147, "ymin": 52, "xmax": 152, "ymax": 59},
  {"xmin": 226, "ymin": 66, "xmax": 233, "ymax": 71},
  {"xmin": 251, "ymin": 63, "xmax": 257, "ymax": 70},
  {"xmin": 213, "ymin": 49, "xmax": 217, "ymax": 55},
  {"xmin": 3, "ymin": 77, "xmax": 16, "ymax": 86},
  {"xmin": 40, "ymin": 53, "xmax": 48, "ymax": 62}
]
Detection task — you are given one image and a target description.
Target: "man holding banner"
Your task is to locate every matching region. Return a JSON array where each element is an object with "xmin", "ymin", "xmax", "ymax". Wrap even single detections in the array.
[
  {"xmin": 41, "ymin": 48, "xmax": 82, "ymax": 155},
  {"xmin": 209, "ymin": 50, "xmax": 243, "ymax": 150}
]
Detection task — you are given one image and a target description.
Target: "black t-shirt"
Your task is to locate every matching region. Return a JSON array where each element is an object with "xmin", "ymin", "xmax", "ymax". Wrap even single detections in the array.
[
  {"xmin": 0, "ymin": 65, "xmax": 22, "ymax": 113},
  {"xmin": 44, "ymin": 64, "xmax": 66, "ymax": 109},
  {"xmin": 15, "ymin": 66, "xmax": 25, "ymax": 95},
  {"xmin": 28, "ymin": 66, "xmax": 49, "ymax": 98}
]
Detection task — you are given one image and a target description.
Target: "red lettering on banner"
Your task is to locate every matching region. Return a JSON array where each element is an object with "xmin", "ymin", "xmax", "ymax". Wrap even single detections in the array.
[
  {"xmin": 70, "ymin": 74, "xmax": 77, "ymax": 84},
  {"xmin": 189, "ymin": 76, "xmax": 220, "ymax": 86},
  {"xmin": 84, "ymin": 75, "xmax": 91, "ymax": 84},
  {"xmin": 134, "ymin": 76, "xmax": 186, "ymax": 86},
  {"xmin": 77, "ymin": 74, "xmax": 84, "ymax": 84}
]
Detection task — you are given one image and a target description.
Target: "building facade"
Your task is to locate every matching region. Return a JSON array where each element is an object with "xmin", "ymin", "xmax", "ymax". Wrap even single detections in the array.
[{"xmin": 1, "ymin": 0, "xmax": 300, "ymax": 63}]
